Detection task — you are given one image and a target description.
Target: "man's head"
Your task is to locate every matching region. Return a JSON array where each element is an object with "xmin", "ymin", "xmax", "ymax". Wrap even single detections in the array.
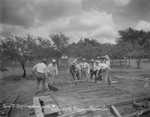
[
  {"xmin": 42, "ymin": 59, "xmax": 47, "ymax": 64},
  {"xmin": 52, "ymin": 59, "xmax": 56, "ymax": 63},
  {"xmin": 96, "ymin": 56, "xmax": 100, "ymax": 60},
  {"xmin": 90, "ymin": 59, "xmax": 95, "ymax": 63},
  {"xmin": 82, "ymin": 58, "xmax": 86, "ymax": 62},
  {"xmin": 104, "ymin": 55, "xmax": 109, "ymax": 60},
  {"xmin": 95, "ymin": 60, "xmax": 100, "ymax": 65},
  {"xmin": 72, "ymin": 59, "xmax": 77, "ymax": 64}
]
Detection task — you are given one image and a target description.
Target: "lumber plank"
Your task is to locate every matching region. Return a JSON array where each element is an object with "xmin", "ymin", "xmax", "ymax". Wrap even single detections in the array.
[
  {"xmin": 113, "ymin": 96, "xmax": 150, "ymax": 107},
  {"xmin": 53, "ymin": 85, "xmax": 115, "ymax": 94},
  {"xmin": 33, "ymin": 97, "xmax": 44, "ymax": 117},
  {"xmin": 47, "ymin": 92, "xmax": 64, "ymax": 115},
  {"xmin": 111, "ymin": 105, "xmax": 122, "ymax": 117}
]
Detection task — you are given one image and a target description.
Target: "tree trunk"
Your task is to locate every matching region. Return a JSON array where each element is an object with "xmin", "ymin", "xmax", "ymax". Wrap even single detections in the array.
[
  {"xmin": 21, "ymin": 61, "xmax": 26, "ymax": 78},
  {"xmin": 1, "ymin": 62, "xmax": 4, "ymax": 70},
  {"xmin": 136, "ymin": 59, "xmax": 141, "ymax": 69},
  {"xmin": 56, "ymin": 58, "xmax": 60, "ymax": 70},
  {"xmin": 128, "ymin": 58, "xmax": 130, "ymax": 67}
]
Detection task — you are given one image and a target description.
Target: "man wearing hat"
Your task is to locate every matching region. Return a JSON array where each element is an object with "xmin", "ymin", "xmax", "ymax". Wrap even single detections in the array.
[
  {"xmin": 102, "ymin": 55, "xmax": 110, "ymax": 66},
  {"xmin": 94, "ymin": 60, "xmax": 103, "ymax": 83},
  {"xmin": 79, "ymin": 58, "xmax": 90, "ymax": 80},
  {"xmin": 47, "ymin": 59, "xmax": 58, "ymax": 85},
  {"xmin": 32, "ymin": 59, "xmax": 47, "ymax": 95},
  {"xmin": 70, "ymin": 59, "xmax": 79, "ymax": 82},
  {"xmin": 89, "ymin": 59, "xmax": 96, "ymax": 80},
  {"xmin": 99, "ymin": 61, "xmax": 111, "ymax": 85}
]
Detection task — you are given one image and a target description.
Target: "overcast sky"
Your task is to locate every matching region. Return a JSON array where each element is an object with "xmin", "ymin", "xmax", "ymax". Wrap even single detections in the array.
[{"xmin": 1, "ymin": 0, "xmax": 150, "ymax": 43}]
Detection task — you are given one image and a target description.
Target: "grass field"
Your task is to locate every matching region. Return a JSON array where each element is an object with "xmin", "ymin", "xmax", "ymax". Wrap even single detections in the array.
[{"xmin": 1, "ymin": 59, "xmax": 150, "ymax": 117}]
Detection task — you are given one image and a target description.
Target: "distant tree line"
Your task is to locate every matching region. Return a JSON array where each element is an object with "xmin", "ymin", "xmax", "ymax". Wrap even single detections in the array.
[{"xmin": 1, "ymin": 27, "xmax": 150, "ymax": 77}]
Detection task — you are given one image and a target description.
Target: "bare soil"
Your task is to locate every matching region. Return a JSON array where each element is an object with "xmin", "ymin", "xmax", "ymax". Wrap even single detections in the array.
[{"xmin": 1, "ymin": 66, "xmax": 150, "ymax": 117}]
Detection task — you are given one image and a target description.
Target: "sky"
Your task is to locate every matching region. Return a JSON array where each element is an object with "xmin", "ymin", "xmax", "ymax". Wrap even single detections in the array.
[{"xmin": 0, "ymin": 0, "xmax": 150, "ymax": 44}]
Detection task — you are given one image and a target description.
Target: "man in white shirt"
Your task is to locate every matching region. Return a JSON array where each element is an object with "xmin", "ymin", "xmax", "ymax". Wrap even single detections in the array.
[
  {"xmin": 99, "ymin": 62, "xmax": 111, "ymax": 85},
  {"xmin": 32, "ymin": 59, "xmax": 47, "ymax": 95},
  {"xmin": 75, "ymin": 59, "xmax": 82, "ymax": 80},
  {"xmin": 102, "ymin": 55, "xmax": 111, "ymax": 66},
  {"xmin": 47, "ymin": 59, "xmax": 58, "ymax": 85},
  {"xmin": 79, "ymin": 58, "xmax": 90, "ymax": 81}
]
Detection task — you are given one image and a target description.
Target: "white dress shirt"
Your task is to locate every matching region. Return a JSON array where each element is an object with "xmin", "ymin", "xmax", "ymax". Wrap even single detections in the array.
[
  {"xmin": 80, "ymin": 62, "xmax": 89, "ymax": 69},
  {"xmin": 105, "ymin": 60, "xmax": 110, "ymax": 66},
  {"xmin": 75, "ymin": 63, "xmax": 81, "ymax": 70},
  {"xmin": 32, "ymin": 62, "xmax": 47, "ymax": 73},
  {"xmin": 80, "ymin": 62, "xmax": 90, "ymax": 74},
  {"xmin": 99, "ymin": 63, "xmax": 110, "ymax": 70}
]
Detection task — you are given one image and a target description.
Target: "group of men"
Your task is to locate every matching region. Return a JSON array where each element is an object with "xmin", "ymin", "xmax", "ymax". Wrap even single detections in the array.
[
  {"xmin": 32, "ymin": 55, "xmax": 111, "ymax": 95},
  {"xmin": 70, "ymin": 55, "xmax": 111, "ymax": 85},
  {"xmin": 32, "ymin": 59, "xmax": 58, "ymax": 95}
]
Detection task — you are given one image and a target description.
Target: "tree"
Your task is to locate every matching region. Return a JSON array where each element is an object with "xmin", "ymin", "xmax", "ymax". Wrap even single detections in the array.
[
  {"xmin": 117, "ymin": 28, "xmax": 148, "ymax": 69},
  {"xmin": 35, "ymin": 37, "xmax": 53, "ymax": 59},
  {"xmin": 0, "ymin": 37, "xmax": 17, "ymax": 70},
  {"xmin": 50, "ymin": 33, "xmax": 70, "ymax": 69},
  {"xmin": 50, "ymin": 33, "xmax": 69, "ymax": 56},
  {"xmin": 0, "ymin": 35, "xmax": 37, "ymax": 77}
]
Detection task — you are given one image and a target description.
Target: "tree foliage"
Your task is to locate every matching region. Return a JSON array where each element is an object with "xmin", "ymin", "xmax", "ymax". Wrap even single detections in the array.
[{"xmin": 117, "ymin": 27, "xmax": 150, "ymax": 68}]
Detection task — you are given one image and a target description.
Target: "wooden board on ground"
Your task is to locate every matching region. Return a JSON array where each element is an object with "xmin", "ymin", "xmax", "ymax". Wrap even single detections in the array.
[{"xmin": 34, "ymin": 82, "xmax": 132, "ymax": 117}]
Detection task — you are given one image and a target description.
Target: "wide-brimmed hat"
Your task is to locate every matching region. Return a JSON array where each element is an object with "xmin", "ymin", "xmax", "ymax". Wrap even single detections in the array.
[
  {"xmin": 95, "ymin": 60, "xmax": 100, "ymax": 63},
  {"xmin": 97, "ymin": 56, "xmax": 100, "ymax": 59},
  {"xmin": 74, "ymin": 59, "xmax": 77, "ymax": 62},
  {"xmin": 104, "ymin": 55, "xmax": 109, "ymax": 60},
  {"xmin": 82, "ymin": 58, "xmax": 86, "ymax": 61},
  {"xmin": 90, "ymin": 59, "xmax": 95, "ymax": 62},
  {"xmin": 72, "ymin": 61, "xmax": 76, "ymax": 65},
  {"xmin": 52, "ymin": 59, "xmax": 56, "ymax": 62},
  {"xmin": 42, "ymin": 59, "xmax": 47, "ymax": 62}
]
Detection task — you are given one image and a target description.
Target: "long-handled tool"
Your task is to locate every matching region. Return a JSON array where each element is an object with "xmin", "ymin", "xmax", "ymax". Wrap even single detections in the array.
[
  {"xmin": 55, "ymin": 77, "xmax": 63, "ymax": 87},
  {"xmin": 48, "ymin": 91, "xmax": 64, "ymax": 115},
  {"xmin": 70, "ymin": 69, "xmax": 78, "ymax": 85},
  {"xmin": 95, "ymin": 74, "xmax": 103, "ymax": 83}
]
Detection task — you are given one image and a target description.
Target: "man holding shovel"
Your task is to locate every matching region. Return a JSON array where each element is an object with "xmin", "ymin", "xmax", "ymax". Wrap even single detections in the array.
[
  {"xmin": 46, "ymin": 59, "xmax": 60, "ymax": 91},
  {"xmin": 32, "ymin": 59, "xmax": 47, "ymax": 95}
]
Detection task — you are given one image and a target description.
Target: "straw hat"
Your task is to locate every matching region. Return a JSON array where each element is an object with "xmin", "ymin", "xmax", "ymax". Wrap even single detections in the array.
[
  {"xmin": 90, "ymin": 59, "xmax": 95, "ymax": 62},
  {"xmin": 95, "ymin": 60, "xmax": 100, "ymax": 63},
  {"xmin": 82, "ymin": 58, "xmax": 86, "ymax": 61},
  {"xmin": 42, "ymin": 59, "xmax": 47, "ymax": 63},
  {"xmin": 52, "ymin": 59, "xmax": 56, "ymax": 62}
]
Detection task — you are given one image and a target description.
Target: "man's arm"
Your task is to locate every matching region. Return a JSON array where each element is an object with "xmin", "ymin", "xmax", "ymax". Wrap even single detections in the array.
[
  {"xmin": 96, "ymin": 65, "xmax": 102, "ymax": 77},
  {"xmin": 32, "ymin": 64, "xmax": 38, "ymax": 74}
]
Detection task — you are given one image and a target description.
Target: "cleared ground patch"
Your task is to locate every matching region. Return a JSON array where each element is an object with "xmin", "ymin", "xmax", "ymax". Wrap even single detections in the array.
[{"xmin": 1, "ymin": 60, "xmax": 150, "ymax": 117}]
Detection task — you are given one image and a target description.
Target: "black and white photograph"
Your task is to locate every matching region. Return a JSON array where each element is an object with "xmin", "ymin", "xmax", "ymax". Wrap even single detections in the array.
[{"xmin": 1, "ymin": 0, "xmax": 150, "ymax": 117}]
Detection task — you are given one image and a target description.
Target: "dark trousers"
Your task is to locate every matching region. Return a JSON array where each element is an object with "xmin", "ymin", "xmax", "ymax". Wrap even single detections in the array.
[
  {"xmin": 95, "ymin": 69, "xmax": 103, "ymax": 82},
  {"xmin": 35, "ymin": 72, "xmax": 46, "ymax": 93},
  {"xmin": 90, "ymin": 69, "xmax": 97, "ymax": 79},
  {"xmin": 70, "ymin": 69, "xmax": 80, "ymax": 81}
]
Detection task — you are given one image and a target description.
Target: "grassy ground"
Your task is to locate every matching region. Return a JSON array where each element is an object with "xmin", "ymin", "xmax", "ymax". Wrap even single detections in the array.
[{"xmin": 1, "ymin": 60, "xmax": 150, "ymax": 117}]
